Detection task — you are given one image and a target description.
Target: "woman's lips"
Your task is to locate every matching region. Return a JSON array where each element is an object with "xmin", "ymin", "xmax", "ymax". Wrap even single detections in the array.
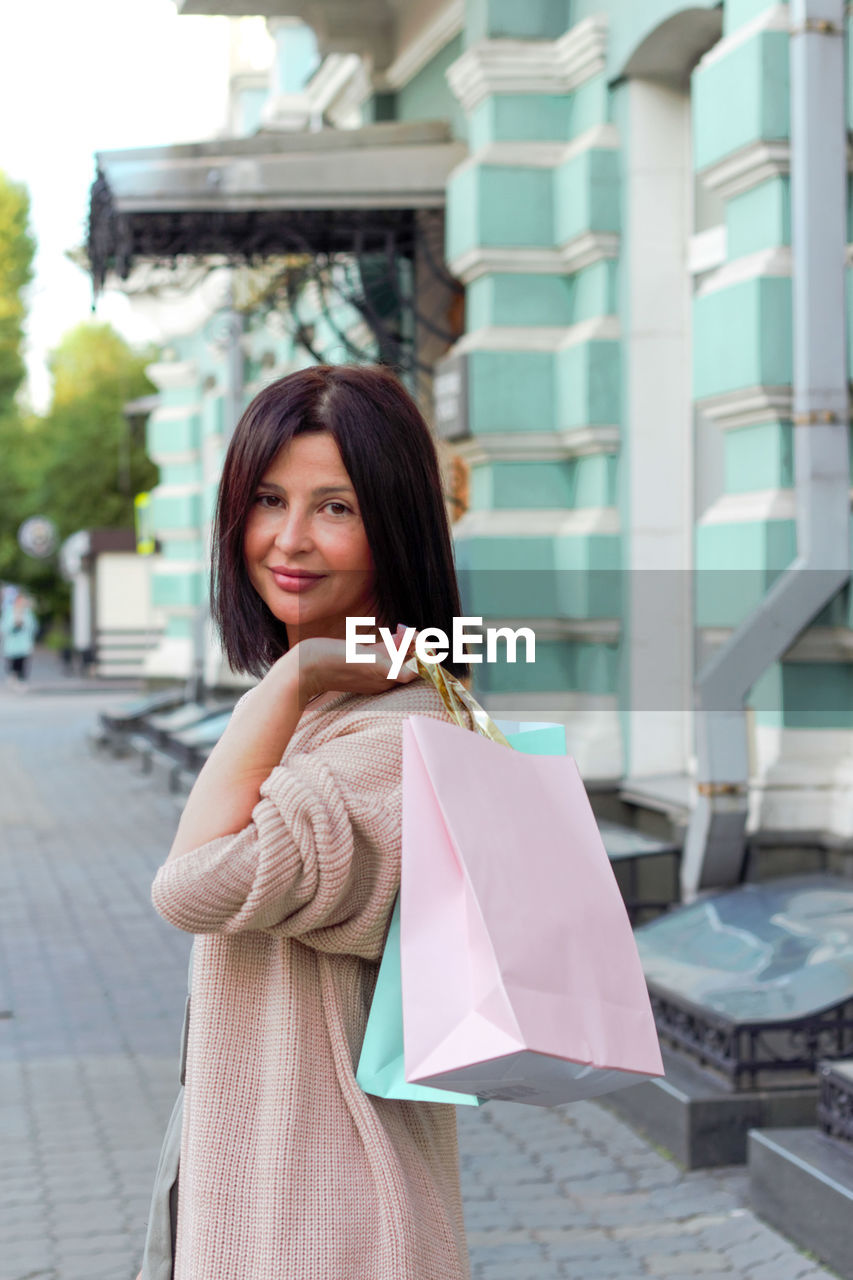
[{"xmin": 269, "ymin": 568, "xmax": 326, "ymax": 593}]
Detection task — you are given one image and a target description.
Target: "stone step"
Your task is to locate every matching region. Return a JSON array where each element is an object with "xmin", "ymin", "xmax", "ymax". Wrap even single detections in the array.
[
  {"xmin": 605, "ymin": 1045, "xmax": 817, "ymax": 1169},
  {"xmin": 749, "ymin": 1125, "xmax": 853, "ymax": 1280}
]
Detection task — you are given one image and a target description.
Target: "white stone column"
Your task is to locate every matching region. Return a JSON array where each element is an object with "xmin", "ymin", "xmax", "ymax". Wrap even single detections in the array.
[{"xmin": 623, "ymin": 78, "xmax": 694, "ymax": 777}]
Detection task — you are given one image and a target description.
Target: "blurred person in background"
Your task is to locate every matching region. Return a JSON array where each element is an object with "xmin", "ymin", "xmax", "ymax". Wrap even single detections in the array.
[{"xmin": 1, "ymin": 590, "xmax": 38, "ymax": 688}]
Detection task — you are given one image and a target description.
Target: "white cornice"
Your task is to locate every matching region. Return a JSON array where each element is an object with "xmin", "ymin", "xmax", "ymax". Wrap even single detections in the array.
[
  {"xmin": 697, "ymin": 386, "xmax": 793, "ymax": 430},
  {"xmin": 377, "ymin": 0, "xmax": 464, "ymax": 91},
  {"xmin": 453, "ymin": 425, "xmax": 620, "ymax": 465},
  {"xmin": 560, "ymin": 122, "xmax": 619, "ymax": 163},
  {"xmin": 559, "ymin": 424, "xmax": 620, "ymax": 456},
  {"xmin": 446, "ymin": 16, "xmax": 608, "ymax": 113},
  {"xmin": 785, "ymin": 625, "xmax": 853, "ymax": 663},
  {"xmin": 698, "ymin": 488, "xmax": 796, "ymax": 525},
  {"xmin": 146, "ymin": 361, "xmax": 200, "ymax": 392},
  {"xmin": 146, "ymin": 450, "xmax": 201, "ymax": 468},
  {"xmin": 151, "ymin": 559, "xmax": 207, "ymax": 573},
  {"xmin": 456, "ymin": 615, "xmax": 621, "ymax": 644},
  {"xmin": 559, "ymin": 314, "xmax": 621, "ymax": 347},
  {"xmin": 151, "ymin": 483, "xmax": 203, "ymax": 498},
  {"xmin": 454, "ymin": 141, "xmax": 571, "ymax": 172},
  {"xmin": 453, "ymin": 506, "xmax": 620, "ymax": 537},
  {"xmin": 453, "ymin": 325, "xmax": 566, "ymax": 353},
  {"xmin": 149, "ymin": 406, "xmax": 202, "ymax": 425},
  {"xmin": 697, "ymin": 134, "xmax": 853, "ymax": 201},
  {"xmin": 701, "ymin": 624, "xmax": 853, "ymax": 663},
  {"xmin": 450, "ymin": 124, "xmax": 619, "ymax": 179},
  {"xmin": 450, "ymin": 246, "xmax": 565, "ymax": 282},
  {"xmin": 560, "ymin": 230, "xmax": 620, "ymax": 274},
  {"xmin": 490, "ymin": 617, "xmax": 621, "ymax": 644},
  {"xmin": 695, "ymin": 246, "xmax": 792, "ymax": 296},
  {"xmin": 699, "ymin": 140, "xmax": 790, "ymax": 200},
  {"xmin": 452, "ymin": 316, "xmax": 620, "ymax": 355},
  {"xmin": 698, "ymin": 3, "xmax": 788, "ymax": 71},
  {"xmin": 700, "ymin": 486, "xmax": 853, "ymax": 527},
  {"xmin": 449, "ymin": 231, "xmax": 619, "ymax": 283}
]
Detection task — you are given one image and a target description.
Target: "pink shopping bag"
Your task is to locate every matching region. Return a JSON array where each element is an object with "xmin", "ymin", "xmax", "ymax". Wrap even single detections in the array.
[{"xmin": 400, "ymin": 715, "xmax": 664, "ymax": 1106}]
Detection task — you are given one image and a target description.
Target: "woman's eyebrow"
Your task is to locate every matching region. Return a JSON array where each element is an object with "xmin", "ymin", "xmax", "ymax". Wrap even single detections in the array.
[
  {"xmin": 257, "ymin": 481, "xmax": 355, "ymax": 498},
  {"xmin": 311, "ymin": 485, "xmax": 355, "ymax": 498}
]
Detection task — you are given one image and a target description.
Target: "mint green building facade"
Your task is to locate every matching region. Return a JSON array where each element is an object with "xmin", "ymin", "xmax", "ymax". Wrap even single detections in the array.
[{"xmin": 125, "ymin": 0, "xmax": 852, "ymax": 849}]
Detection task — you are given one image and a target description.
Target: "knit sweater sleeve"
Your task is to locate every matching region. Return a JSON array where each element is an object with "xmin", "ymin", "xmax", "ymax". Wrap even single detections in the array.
[{"xmin": 151, "ymin": 696, "xmax": 431, "ymax": 951}]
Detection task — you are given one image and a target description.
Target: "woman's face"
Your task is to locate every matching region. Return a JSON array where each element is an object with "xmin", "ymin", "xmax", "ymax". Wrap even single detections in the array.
[{"xmin": 243, "ymin": 431, "xmax": 376, "ymax": 646}]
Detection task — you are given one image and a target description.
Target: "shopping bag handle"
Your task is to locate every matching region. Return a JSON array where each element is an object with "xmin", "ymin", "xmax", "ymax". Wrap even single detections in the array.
[{"xmin": 401, "ymin": 653, "xmax": 512, "ymax": 749}]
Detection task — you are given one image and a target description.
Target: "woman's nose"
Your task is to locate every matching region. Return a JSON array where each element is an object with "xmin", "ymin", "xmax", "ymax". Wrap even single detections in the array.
[{"xmin": 272, "ymin": 509, "xmax": 313, "ymax": 553}]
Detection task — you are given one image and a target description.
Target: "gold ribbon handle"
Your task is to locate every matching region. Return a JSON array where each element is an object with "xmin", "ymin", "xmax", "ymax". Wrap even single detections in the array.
[{"xmin": 402, "ymin": 654, "xmax": 511, "ymax": 748}]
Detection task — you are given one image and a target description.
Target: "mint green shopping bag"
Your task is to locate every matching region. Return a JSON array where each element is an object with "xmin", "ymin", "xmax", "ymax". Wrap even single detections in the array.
[
  {"xmin": 357, "ymin": 895, "xmax": 481, "ymax": 1104},
  {"xmin": 356, "ymin": 714, "xmax": 567, "ymax": 1105}
]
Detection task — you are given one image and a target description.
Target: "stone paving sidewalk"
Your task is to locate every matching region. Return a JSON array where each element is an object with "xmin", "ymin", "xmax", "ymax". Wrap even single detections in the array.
[{"xmin": 0, "ymin": 686, "xmax": 839, "ymax": 1280}]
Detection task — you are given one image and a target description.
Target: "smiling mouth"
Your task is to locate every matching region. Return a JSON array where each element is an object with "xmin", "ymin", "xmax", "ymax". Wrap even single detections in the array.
[{"xmin": 268, "ymin": 567, "xmax": 326, "ymax": 591}]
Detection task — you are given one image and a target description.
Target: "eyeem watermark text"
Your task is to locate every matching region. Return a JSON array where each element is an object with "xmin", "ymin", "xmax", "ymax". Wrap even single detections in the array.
[{"xmin": 346, "ymin": 617, "xmax": 536, "ymax": 678}]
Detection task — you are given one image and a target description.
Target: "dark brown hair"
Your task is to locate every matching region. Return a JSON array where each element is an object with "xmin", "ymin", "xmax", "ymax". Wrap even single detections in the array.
[{"xmin": 211, "ymin": 364, "xmax": 467, "ymax": 678}]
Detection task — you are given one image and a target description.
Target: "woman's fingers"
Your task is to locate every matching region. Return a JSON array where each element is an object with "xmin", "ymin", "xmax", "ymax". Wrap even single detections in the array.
[{"xmin": 297, "ymin": 633, "xmax": 421, "ymax": 699}]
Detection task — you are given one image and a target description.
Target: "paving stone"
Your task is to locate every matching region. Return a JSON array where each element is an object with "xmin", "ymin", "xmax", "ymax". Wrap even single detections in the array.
[
  {"xmin": 747, "ymin": 1257, "xmax": 823, "ymax": 1280},
  {"xmin": 0, "ymin": 1238, "xmax": 56, "ymax": 1271},
  {"xmin": 0, "ymin": 688, "xmax": 843, "ymax": 1280},
  {"xmin": 555, "ymin": 1257, "xmax": 633, "ymax": 1279},
  {"xmin": 478, "ymin": 1267, "xmax": 561, "ymax": 1280},
  {"xmin": 490, "ymin": 1179, "xmax": 565, "ymax": 1201},
  {"xmin": 692, "ymin": 1214, "xmax": 760, "ymax": 1249},
  {"xmin": 724, "ymin": 1236, "xmax": 788, "ymax": 1270},
  {"xmin": 646, "ymin": 1252, "xmax": 732, "ymax": 1275},
  {"xmin": 654, "ymin": 1274, "xmax": 735, "ymax": 1280},
  {"xmin": 541, "ymin": 1236, "xmax": 632, "ymax": 1264},
  {"xmin": 471, "ymin": 1242, "xmax": 549, "ymax": 1262},
  {"xmin": 633, "ymin": 1234, "xmax": 712, "ymax": 1257}
]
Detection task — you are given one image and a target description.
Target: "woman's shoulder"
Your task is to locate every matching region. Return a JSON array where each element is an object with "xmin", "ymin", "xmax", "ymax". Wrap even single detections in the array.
[{"xmin": 305, "ymin": 674, "xmax": 467, "ymax": 743}]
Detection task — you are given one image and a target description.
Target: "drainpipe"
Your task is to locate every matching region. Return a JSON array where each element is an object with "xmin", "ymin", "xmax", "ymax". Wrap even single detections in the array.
[{"xmin": 681, "ymin": 0, "xmax": 850, "ymax": 897}]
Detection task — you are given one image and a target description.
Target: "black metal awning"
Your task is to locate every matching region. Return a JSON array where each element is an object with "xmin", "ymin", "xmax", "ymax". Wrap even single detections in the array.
[
  {"xmin": 87, "ymin": 120, "xmax": 464, "ymax": 290},
  {"xmin": 87, "ymin": 120, "xmax": 466, "ymax": 376}
]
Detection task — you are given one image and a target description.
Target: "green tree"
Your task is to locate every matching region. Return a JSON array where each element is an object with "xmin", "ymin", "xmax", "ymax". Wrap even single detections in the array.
[
  {"xmin": 0, "ymin": 171, "xmax": 35, "ymax": 414},
  {"xmin": 0, "ymin": 172, "xmax": 37, "ymax": 591},
  {"xmin": 36, "ymin": 322, "xmax": 159, "ymax": 539},
  {"xmin": 3, "ymin": 323, "xmax": 160, "ymax": 622}
]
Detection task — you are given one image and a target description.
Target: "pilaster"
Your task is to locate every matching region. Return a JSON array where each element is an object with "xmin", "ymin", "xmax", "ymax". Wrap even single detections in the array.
[
  {"xmin": 692, "ymin": 7, "xmax": 797, "ymax": 726},
  {"xmin": 143, "ymin": 358, "xmax": 205, "ymax": 679},
  {"xmin": 691, "ymin": 4, "xmax": 853, "ymax": 830},
  {"xmin": 444, "ymin": 13, "xmax": 621, "ymax": 774}
]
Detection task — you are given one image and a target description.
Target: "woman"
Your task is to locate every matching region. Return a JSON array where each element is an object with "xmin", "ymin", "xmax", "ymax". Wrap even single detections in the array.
[
  {"xmin": 1, "ymin": 591, "xmax": 37, "ymax": 686},
  {"xmin": 142, "ymin": 365, "xmax": 472, "ymax": 1280}
]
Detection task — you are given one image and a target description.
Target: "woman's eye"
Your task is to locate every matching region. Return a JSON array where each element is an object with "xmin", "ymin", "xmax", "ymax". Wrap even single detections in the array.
[
  {"xmin": 256, "ymin": 493, "xmax": 281, "ymax": 509},
  {"xmin": 324, "ymin": 501, "xmax": 352, "ymax": 516}
]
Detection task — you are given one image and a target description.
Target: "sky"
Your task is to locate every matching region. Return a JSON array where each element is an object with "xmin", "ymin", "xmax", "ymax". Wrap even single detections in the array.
[{"xmin": 0, "ymin": 0, "xmax": 241, "ymax": 411}]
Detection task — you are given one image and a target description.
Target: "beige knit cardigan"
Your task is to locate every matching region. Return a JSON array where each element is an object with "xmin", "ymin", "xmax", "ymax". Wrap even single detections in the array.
[{"xmin": 151, "ymin": 679, "xmax": 471, "ymax": 1280}]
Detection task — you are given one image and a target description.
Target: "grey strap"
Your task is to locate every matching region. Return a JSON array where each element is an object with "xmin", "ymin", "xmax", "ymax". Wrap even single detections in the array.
[{"xmin": 140, "ymin": 943, "xmax": 193, "ymax": 1280}]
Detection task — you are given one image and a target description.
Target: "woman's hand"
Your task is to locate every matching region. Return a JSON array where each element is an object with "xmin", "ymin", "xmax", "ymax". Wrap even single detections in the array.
[
  {"xmin": 295, "ymin": 625, "xmax": 419, "ymax": 707},
  {"xmin": 164, "ymin": 627, "xmax": 420, "ymax": 862}
]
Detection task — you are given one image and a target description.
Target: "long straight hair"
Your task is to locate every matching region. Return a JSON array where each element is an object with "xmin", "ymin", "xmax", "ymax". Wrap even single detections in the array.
[{"xmin": 211, "ymin": 364, "xmax": 467, "ymax": 678}]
